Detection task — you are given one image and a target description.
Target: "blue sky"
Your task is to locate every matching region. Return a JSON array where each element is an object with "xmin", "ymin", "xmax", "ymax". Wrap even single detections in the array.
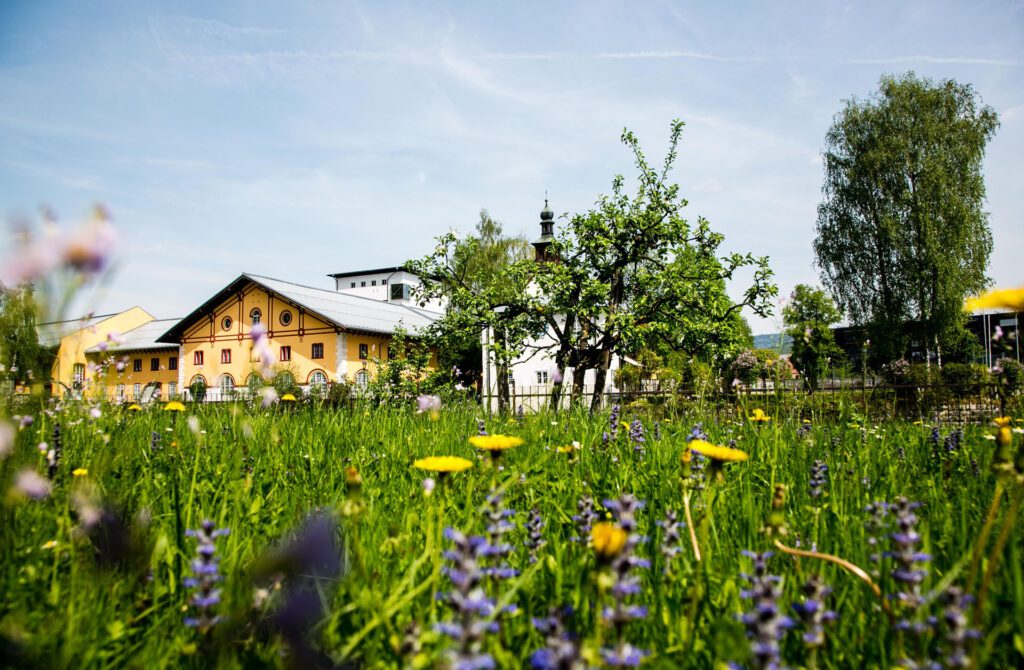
[{"xmin": 1, "ymin": 0, "xmax": 1021, "ymax": 334}]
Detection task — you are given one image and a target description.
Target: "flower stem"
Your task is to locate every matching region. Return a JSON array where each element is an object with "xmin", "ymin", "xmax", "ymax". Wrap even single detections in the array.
[
  {"xmin": 967, "ymin": 481, "xmax": 1004, "ymax": 592},
  {"xmin": 973, "ymin": 486, "xmax": 1021, "ymax": 622},
  {"xmin": 773, "ymin": 539, "xmax": 890, "ymax": 615},
  {"xmin": 683, "ymin": 492, "xmax": 701, "ymax": 562}
]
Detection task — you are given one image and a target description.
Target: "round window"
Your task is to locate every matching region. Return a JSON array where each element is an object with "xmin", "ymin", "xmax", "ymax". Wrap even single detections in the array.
[
  {"xmin": 280, "ymin": 310, "xmax": 293, "ymax": 326},
  {"xmin": 222, "ymin": 316, "xmax": 233, "ymax": 330}
]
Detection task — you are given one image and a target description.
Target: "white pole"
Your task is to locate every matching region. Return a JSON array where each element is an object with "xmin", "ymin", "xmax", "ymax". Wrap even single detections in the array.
[{"xmin": 484, "ymin": 325, "xmax": 491, "ymax": 414}]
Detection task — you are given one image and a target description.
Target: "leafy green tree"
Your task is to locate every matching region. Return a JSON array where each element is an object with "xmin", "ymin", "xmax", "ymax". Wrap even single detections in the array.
[
  {"xmin": 406, "ymin": 210, "xmax": 538, "ymax": 413},
  {"xmin": 814, "ymin": 72, "xmax": 998, "ymax": 365},
  {"xmin": 782, "ymin": 284, "xmax": 843, "ymax": 392},
  {"xmin": 538, "ymin": 120, "xmax": 776, "ymax": 410},
  {"xmin": 0, "ymin": 283, "xmax": 49, "ymax": 390}
]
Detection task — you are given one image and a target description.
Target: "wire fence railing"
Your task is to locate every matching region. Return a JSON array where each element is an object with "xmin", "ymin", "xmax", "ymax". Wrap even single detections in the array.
[
  {"xmin": 493, "ymin": 380, "xmax": 1016, "ymax": 424},
  {"xmin": 31, "ymin": 379, "xmax": 1018, "ymax": 425}
]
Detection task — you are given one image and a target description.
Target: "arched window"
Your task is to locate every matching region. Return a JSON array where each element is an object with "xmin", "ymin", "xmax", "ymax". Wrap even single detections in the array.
[
  {"xmin": 250, "ymin": 308, "xmax": 262, "ymax": 325},
  {"xmin": 219, "ymin": 374, "xmax": 235, "ymax": 397},
  {"xmin": 355, "ymin": 369, "xmax": 369, "ymax": 389},
  {"xmin": 189, "ymin": 375, "xmax": 207, "ymax": 402},
  {"xmin": 276, "ymin": 372, "xmax": 294, "ymax": 387},
  {"xmin": 308, "ymin": 370, "xmax": 328, "ymax": 387},
  {"xmin": 168, "ymin": 381, "xmax": 178, "ymax": 397}
]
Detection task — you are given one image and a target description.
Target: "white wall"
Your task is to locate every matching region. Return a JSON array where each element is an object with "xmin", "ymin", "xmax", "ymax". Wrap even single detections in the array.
[
  {"xmin": 333, "ymin": 269, "xmax": 444, "ymax": 312},
  {"xmin": 481, "ymin": 319, "xmax": 625, "ymax": 412}
]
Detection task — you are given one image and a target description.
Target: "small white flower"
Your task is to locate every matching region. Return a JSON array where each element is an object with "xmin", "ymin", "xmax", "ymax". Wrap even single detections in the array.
[{"xmin": 14, "ymin": 469, "xmax": 51, "ymax": 500}]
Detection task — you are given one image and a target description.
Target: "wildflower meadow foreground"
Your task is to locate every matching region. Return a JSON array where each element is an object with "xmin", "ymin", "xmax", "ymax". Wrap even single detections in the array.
[{"xmin": 1, "ymin": 400, "xmax": 1023, "ymax": 669}]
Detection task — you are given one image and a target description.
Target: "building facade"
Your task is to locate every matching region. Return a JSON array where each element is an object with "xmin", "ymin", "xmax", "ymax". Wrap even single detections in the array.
[
  {"xmin": 38, "ymin": 307, "xmax": 172, "ymax": 398},
  {"xmin": 156, "ymin": 273, "xmax": 440, "ymax": 400},
  {"xmin": 85, "ymin": 318, "xmax": 181, "ymax": 402}
]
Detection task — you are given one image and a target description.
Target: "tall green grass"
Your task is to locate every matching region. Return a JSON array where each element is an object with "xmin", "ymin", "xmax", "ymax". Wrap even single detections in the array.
[{"xmin": 1, "ymin": 399, "xmax": 1021, "ymax": 668}]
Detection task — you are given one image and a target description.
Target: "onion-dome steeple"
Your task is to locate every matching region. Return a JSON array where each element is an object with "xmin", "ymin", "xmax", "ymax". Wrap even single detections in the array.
[{"xmin": 532, "ymin": 197, "xmax": 556, "ymax": 263}]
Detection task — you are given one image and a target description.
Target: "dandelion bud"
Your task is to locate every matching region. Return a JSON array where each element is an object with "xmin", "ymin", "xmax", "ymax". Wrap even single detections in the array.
[{"xmin": 345, "ymin": 466, "xmax": 362, "ymax": 491}]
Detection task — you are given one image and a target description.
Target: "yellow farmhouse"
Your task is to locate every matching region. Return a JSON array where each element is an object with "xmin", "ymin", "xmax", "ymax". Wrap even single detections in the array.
[
  {"xmin": 37, "ymin": 307, "xmax": 173, "ymax": 398},
  {"xmin": 155, "ymin": 273, "xmax": 441, "ymax": 399}
]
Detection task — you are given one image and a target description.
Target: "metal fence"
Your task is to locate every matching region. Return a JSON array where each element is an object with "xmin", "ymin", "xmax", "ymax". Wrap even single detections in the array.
[
  {"xmin": 491, "ymin": 380, "xmax": 1015, "ymax": 424},
  {"xmin": 71, "ymin": 379, "xmax": 1017, "ymax": 424}
]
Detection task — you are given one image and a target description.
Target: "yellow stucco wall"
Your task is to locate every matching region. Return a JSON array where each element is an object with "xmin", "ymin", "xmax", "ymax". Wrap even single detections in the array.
[
  {"xmin": 50, "ymin": 307, "xmax": 155, "ymax": 395},
  {"xmin": 86, "ymin": 349, "xmax": 181, "ymax": 401},
  {"xmin": 179, "ymin": 285, "xmax": 340, "ymax": 392}
]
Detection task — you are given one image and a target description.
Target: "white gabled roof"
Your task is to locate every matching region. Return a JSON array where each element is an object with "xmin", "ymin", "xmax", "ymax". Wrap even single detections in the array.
[
  {"xmin": 85, "ymin": 319, "xmax": 180, "ymax": 353},
  {"xmin": 157, "ymin": 273, "xmax": 442, "ymax": 343},
  {"xmin": 247, "ymin": 274, "xmax": 441, "ymax": 335},
  {"xmin": 37, "ymin": 313, "xmax": 120, "ymax": 347}
]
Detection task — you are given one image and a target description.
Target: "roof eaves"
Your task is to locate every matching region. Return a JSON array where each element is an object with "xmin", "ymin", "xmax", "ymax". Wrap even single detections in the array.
[{"xmin": 326, "ymin": 266, "xmax": 405, "ymax": 279}]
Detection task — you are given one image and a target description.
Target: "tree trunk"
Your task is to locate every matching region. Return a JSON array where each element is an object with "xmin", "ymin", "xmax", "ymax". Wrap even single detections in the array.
[
  {"xmin": 549, "ymin": 311, "xmax": 577, "ymax": 412},
  {"xmin": 496, "ymin": 360, "xmax": 509, "ymax": 414},
  {"xmin": 566, "ymin": 364, "xmax": 583, "ymax": 405},
  {"xmin": 590, "ymin": 271, "xmax": 625, "ymax": 413},
  {"xmin": 590, "ymin": 348, "xmax": 612, "ymax": 412},
  {"xmin": 569, "ymin": 317, "xmax": 592, "ymax": 406}
]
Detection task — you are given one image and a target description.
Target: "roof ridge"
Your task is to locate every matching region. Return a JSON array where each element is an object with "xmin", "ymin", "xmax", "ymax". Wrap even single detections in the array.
[
  {"xmin": 247, "ymin": 272, "xmax": 443, "ymax": 314},
  {"xmin": 38, "ymin": 312, "xmax": 120, "ymax": 326}
]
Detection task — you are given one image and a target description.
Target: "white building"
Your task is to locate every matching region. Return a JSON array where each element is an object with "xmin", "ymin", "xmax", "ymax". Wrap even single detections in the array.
[
  {"xmin": 328, "ymin": 266, "xmax": 445, "ymax": 313},
  {"xmin": 481, "ymin": 201, "xmax": 629, "ymax": 412}
]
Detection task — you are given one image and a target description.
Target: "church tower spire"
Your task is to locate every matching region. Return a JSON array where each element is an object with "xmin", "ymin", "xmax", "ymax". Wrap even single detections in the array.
[{"xmin": 532, "ymin": 197, "xmax": 556, "ymax": 263}]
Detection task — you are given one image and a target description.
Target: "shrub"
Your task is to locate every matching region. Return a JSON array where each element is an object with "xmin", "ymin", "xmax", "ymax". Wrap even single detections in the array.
[
  {"xmin": 941, "ymin": 363, "xmax": 988, "ymax": 398},
  {"xmin": 730, "ymin": 350, "xmax": 760, "ymax": 385},
  {"xmin": 996, "ymin": 357, "xmax": 1024, "ymax": 396}
]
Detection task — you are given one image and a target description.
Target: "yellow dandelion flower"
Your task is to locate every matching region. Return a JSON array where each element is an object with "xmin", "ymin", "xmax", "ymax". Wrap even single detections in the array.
[
  {"xmin": 72, "ymin": 468, "xmax": 88, "ymax": 477},
  {"xmin": 993, "ymin": 417, "xmax": 1014, "ymax": 448},
  {"xmin": 965, "ymin": 287, "xmax": 1024, "ymax": 313},
  {"xmin": 749, "ymin": 408, "xmax": 771, "ymax": 423},
  {"xmin": 687, "ymin": 439, "xmax": 749, "ymax": 462},
  {"xmin": 469, "ymin": 435, "xmax": 525, "ymax": 452},
  {"xmin": 591, "ymin": 522, "xmax": 628, "ymax": 560},
  {"xmin": 280, "ymin": 393, "xmax": 297, "ymax": 402},
  {"xmin": 413, "ymin": 456, "xmax": 474, "ymax": 473},
  {"xmin": 127, "ymin": 404, "xmax": 142, "ymax": 411},
  {"xmin": 164, "ymin": 401, "xmax": 186, "ymax": 412}
]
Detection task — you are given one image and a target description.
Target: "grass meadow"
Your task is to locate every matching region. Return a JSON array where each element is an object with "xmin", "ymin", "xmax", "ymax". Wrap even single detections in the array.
[{"xmin": 1, "ymin": 397, "xmax": 1022, "ymax": 669}]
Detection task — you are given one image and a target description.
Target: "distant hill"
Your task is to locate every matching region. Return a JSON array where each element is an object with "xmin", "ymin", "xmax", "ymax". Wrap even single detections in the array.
[{"xmin": 753, "ymin": 333, "xmax": 792, "ymax": 354}]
